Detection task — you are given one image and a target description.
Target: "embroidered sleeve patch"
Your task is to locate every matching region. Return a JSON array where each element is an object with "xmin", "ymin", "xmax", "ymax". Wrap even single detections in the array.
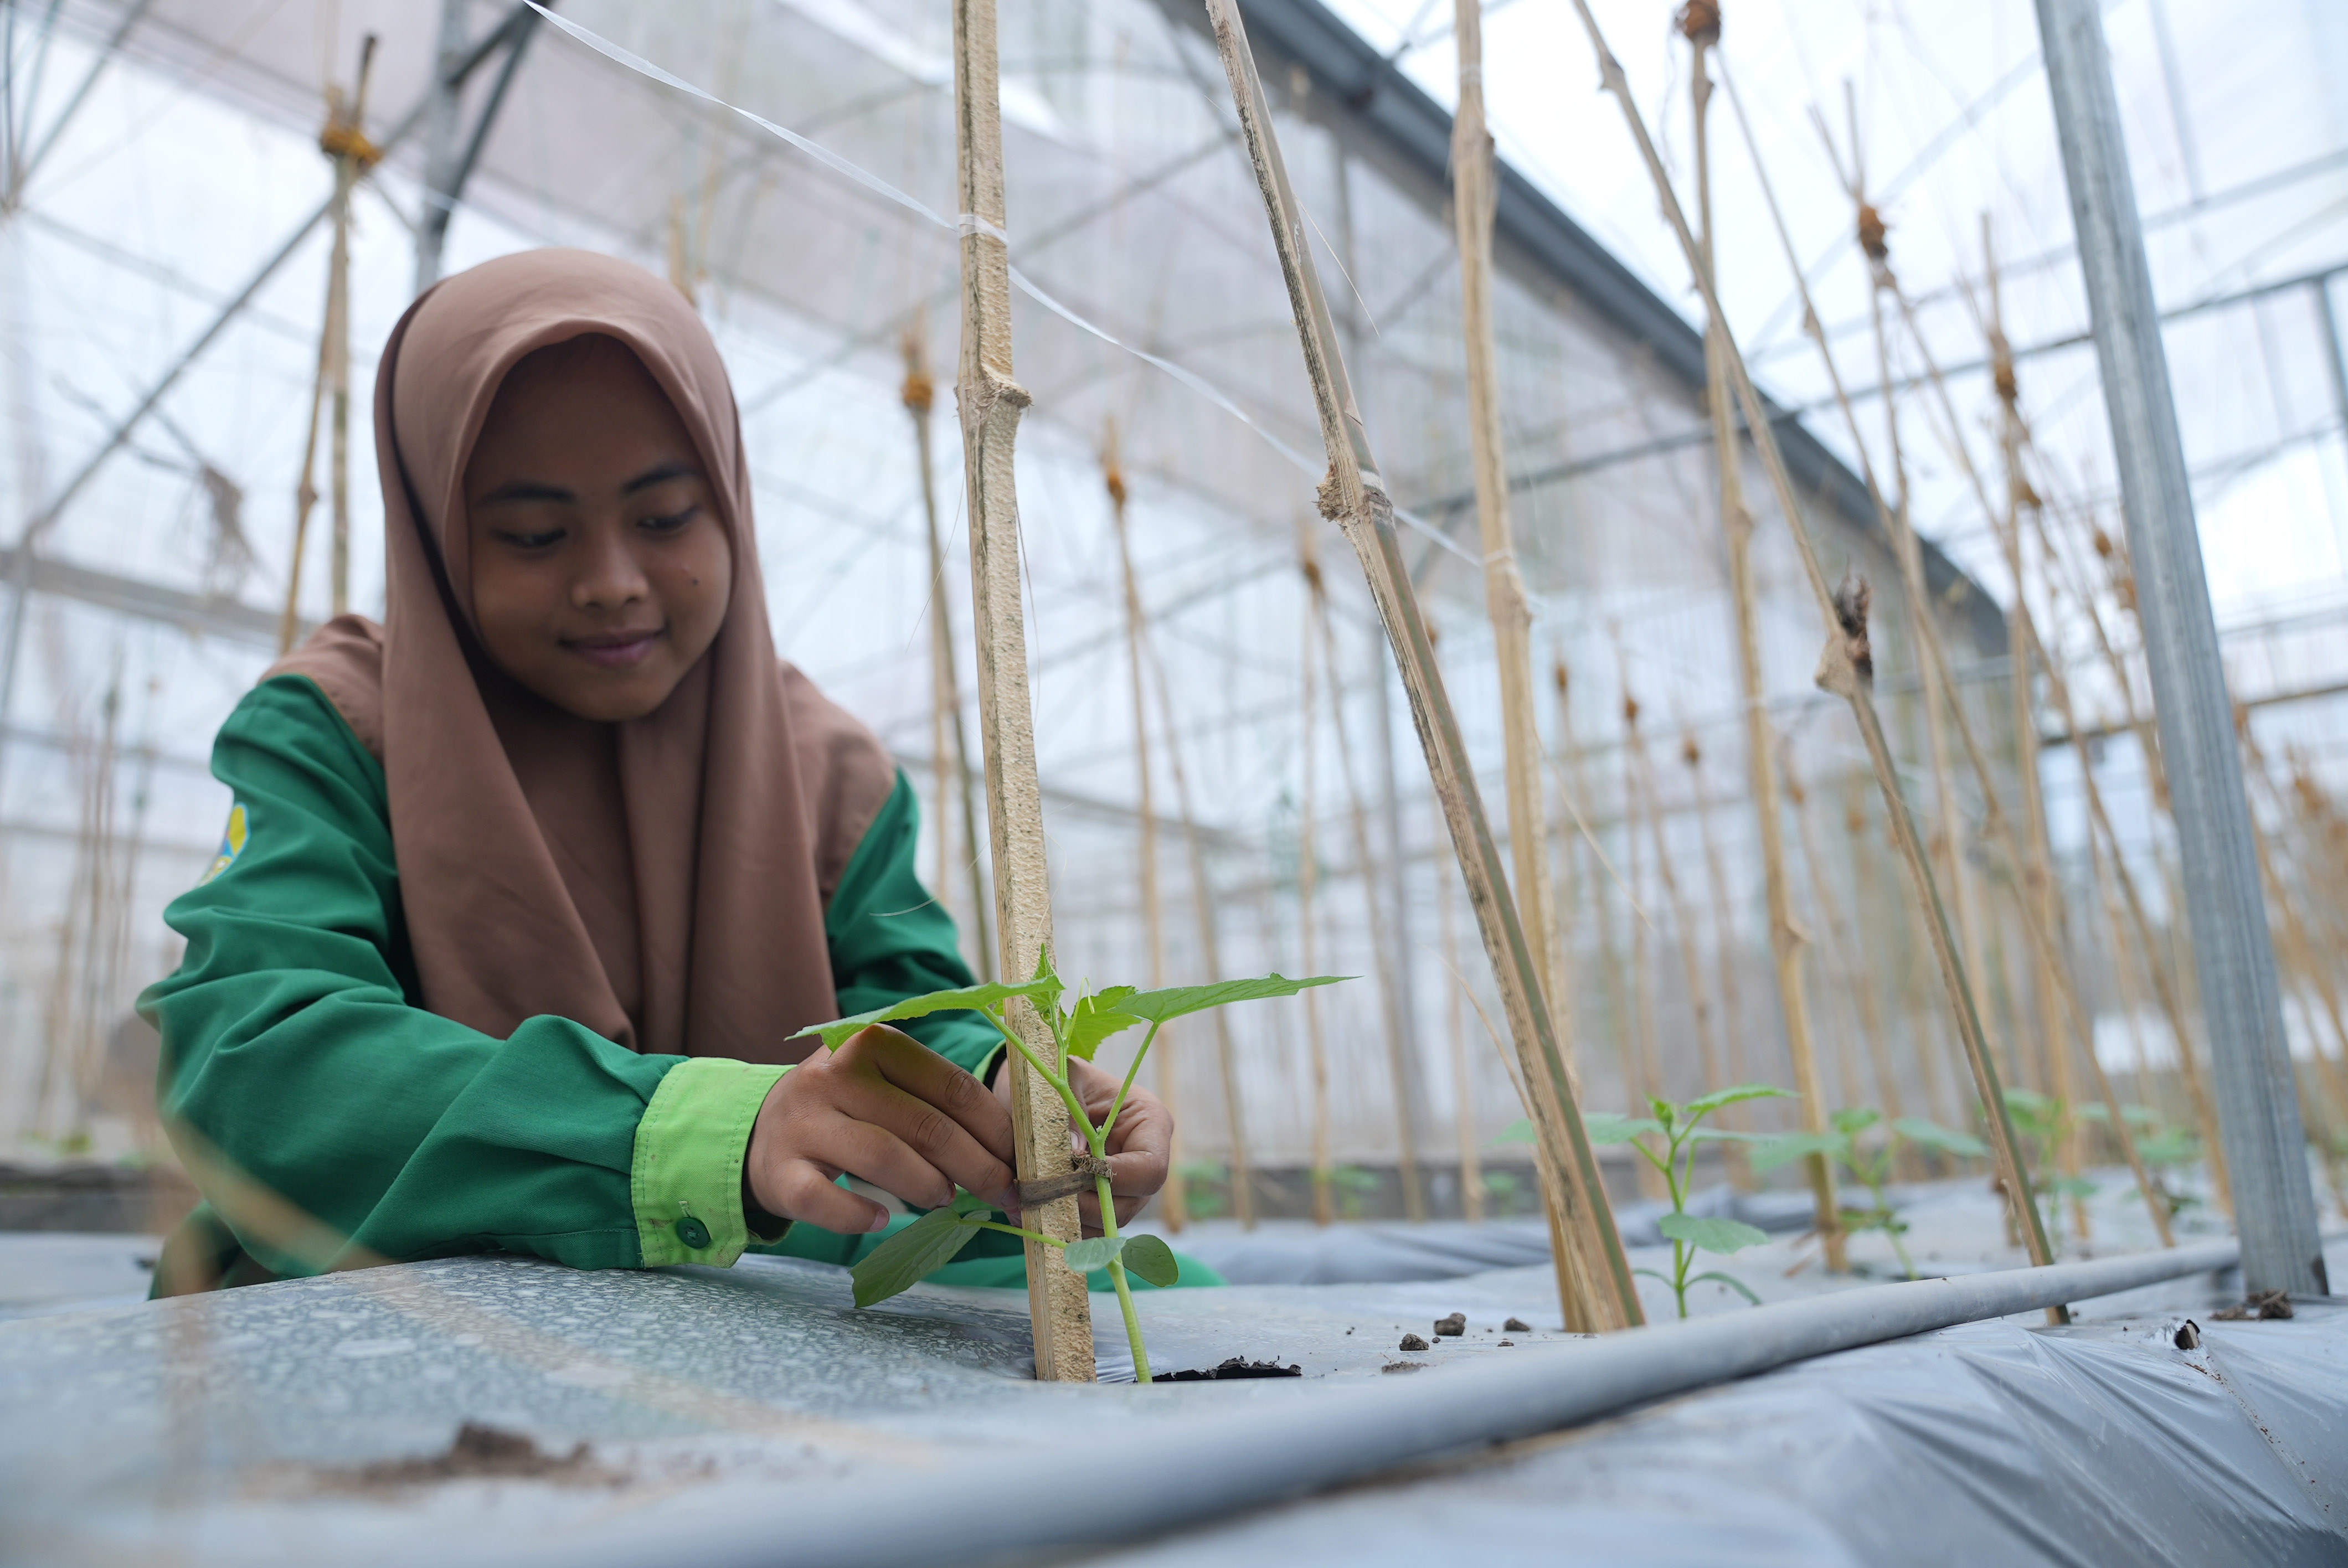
[{"xmin": 199, "ymin": 802, "xmax": 249, "ymax": 886}]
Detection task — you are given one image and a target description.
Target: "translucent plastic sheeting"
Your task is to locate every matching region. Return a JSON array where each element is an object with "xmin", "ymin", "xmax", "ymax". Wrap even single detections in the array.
[{"xmin": 2, "ymin": 1234, "xmax": 2341, "ymax": 1567}]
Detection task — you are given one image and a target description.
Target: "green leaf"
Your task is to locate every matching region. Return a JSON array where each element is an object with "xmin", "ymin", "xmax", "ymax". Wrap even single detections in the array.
[
  {"xmin": 792, "ymin": 977, "xmax": 1055, "ymax": 1052},
  {"xmin": 1122, "ymin": 1233, "xmax": 1180, "ymax": 1287},
  {"xmin": 2135, "ymin": 1129, "xmax": 2200, "ymax": 1166},
  {"xmin": 849, "ymin": 1208, "xmax": 984, "ymax": 1308},
  {"xmin": 1683, "ymin": 1083, "xmax": 1796, "ymax": 1121},
  {"xmin": 1490, "ymin": 1117, "xmax": 1537, "ymax": 1144},
  {"xmin": 1580, "ymin": 1112, "xmax": 1665, "ymax": 1144},
  {"xmin": 1063, "ymin": 986, "xmax": 1142, "ymax": 1062},
  {"xmin": 1748, "ymin": 1131, "xmax": 1846, "ymax": 1172},
  {"xmin": 1115, "ymin": 973, "xmax": 1350, "ymax": 1024},
  {"xmin": 1657, "ymin": 1213, "xmax": 1769, "ymax": 1254},
  {"xmin": 1688, "ymin": 1269, "xmax": 1762, "ymax": 1306},
  {"xmin": 1892, "ymin": 1117, "xmax": 1988, "ymax": 1157},
  {"xmin": 949, "ymin": 1190, "xmax": 998, "ymax": 1218},
  {"xmin": 1830, "ymin": 1106, "xmax": 1882, "ymax": 1137},
  {"xmin": 1064, "ymin": 1235, "xmax": 1126, "ymax": 1273},
  {"xmin": 2045, "ymin": 1175, "xmax": 2100, "ymax": 1200}
]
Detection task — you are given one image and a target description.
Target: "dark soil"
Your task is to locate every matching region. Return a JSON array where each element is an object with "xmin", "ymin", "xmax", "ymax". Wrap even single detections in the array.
[
  {"xmin": 1154, "ymin": 1356, "xmax": 1302, "ymax": 1382},
  {"xmin": 1503, "ymin": 1317, "xmax": 1532, "ymax": 1333},
  {"xmin": 2212, "ymin": 1290, "xmax": 2293, "ymax": 1322},
  {"xmin": 1433, "ymin": 1312, "xmax": 1466, "ymax": 1338},
  {"xmin": 1380, "ymin": 1360, "xmax": 1425, "ymax": 1374},
  {"xmin": 334, "ymin": 1422, "xmax": 621, "ymax": 1490},
  {"xmin": 1398, "ymin": 1332, "xmax": 1429, "ymax": 1352}
]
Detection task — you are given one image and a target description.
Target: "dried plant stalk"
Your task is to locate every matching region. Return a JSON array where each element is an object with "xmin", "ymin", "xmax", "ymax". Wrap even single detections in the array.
[
  {"xmin": 951, "ymin": 0, "xmax": 1090, "ymax": 1380},
  {"xmin": 1685, "ymin": 16, "xmax": 1842, "ymax": 1260},
  {"xmin": 1577, "ymin": 8, "xmax": 2057, "ymax": 1281},
  {"xmin": 1206, "ymin": 0, "xmax": 1639, "ymax": 1328}
]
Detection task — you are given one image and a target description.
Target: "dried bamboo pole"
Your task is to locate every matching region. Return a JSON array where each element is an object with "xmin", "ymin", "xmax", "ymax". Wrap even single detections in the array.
[
  {"xmin": 902, "ymin": 328, "xmax": 995, "ymax": 982},
  {"xmin": 1104, "ymin": 429, "xmax": 1186, "ymax": 1232},
  {"xmin": 1141, "ymin": 626, "xmax": 1255, "ymax": 1228},
  {"xmin": 2238, "ymin": 728, "xmax": 2348, "ymax": 1127},
  {"xmin": 1306, "ymin": 565, "xmax": 1428, "ymax": 1219},
  {"xmin": 1453, "ymin": 0, "xmax": 1598, "ymax": 1278},
  {"xmin": 1619, "ymin": 687, "xmax": 1668, "ymax": 1200},
  {"xmin": 1683, "ymin": 734, "xmax": 1749, "ymax": 1090},
  {"xmin": 1297, "ymin": 554, "xmax": 1332, "ymax": 1227},
  {"xmin": 1719, "ymin": 70, "xmax": 2169, "ymax": 1245},
  {"xmin": 1684, "ymin": 3, "xmax": 1842, "ymax": 1263},
  {"xmin": 1785, "ymin": 753, "xmax": 1909, "ymax": 1158},
  {"xmin": 280, "ymin": 38, "xmax": 377, "ymax": 652},
  {"xmin": 1862, "ymin": 249, "xmax": 2227, "ymax": 1215},
  {"xmin": 1625, "ymin": 705, "xmax": 1723, "ymax": 1096},
  {"xmin": 951, "ymin": 0, "xmax": 1090, "ymax": 1381},
  {"xmin": 1580, "ymin": 12, "xmax": 2057, "ymax": 1282},
  {"xmin": 1206, "ymin": 0, "xmax": 1638, "ymax": 1327},
  {"xmin": 1439, "ymin": 792, "xmax": 1485, "ymax": 1222}
]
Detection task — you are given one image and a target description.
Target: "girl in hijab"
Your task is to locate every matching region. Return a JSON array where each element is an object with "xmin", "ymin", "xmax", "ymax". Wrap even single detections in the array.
[{"xmin": 141, "ymin": 249, "xmax": 1183, "ymax": 1294}]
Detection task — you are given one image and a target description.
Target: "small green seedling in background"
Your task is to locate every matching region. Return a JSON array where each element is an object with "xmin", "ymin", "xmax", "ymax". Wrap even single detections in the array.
[
  {"xmin": 1745, "ymin": 1108, "xmax": 1986, "ymax": 1279},
  {"xmin": 1173, "ymin": 1159, "xmax": 1232, "ymax": 1220},
  {"xmin": 1579, "ymin": 1084, "xmax": 1792, "ymax": 1319},
  {"xmin": 2081, "ymin": 1100, "xmax": 2203, "ymax": 1221},
  {"xmin": 2002, "ymin": 1087, "xmax": 2099, "ymax": 1247},
  {"xmin": 1328, "ymin": 1163, "xmax": 1382, "ymax": 1220},
  {"xmin": 792, "ymin": 953, "xmax": 1346, "ymax": 1383}
]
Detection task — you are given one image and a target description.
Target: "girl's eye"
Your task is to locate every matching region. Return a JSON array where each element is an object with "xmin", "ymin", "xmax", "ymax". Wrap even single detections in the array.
[
  {"xmin": 496, "ymin": 527, "xmax": 565, "ymax": 549},
  {"xmin": 640, "ymin": 505, "xmax": 698, "ymax": 534}
]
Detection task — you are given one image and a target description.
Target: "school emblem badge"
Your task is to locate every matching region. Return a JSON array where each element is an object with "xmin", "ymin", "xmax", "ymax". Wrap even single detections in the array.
[{"xmin": 200, "ymin": 801, "xmax": 249, "ymax": 885}]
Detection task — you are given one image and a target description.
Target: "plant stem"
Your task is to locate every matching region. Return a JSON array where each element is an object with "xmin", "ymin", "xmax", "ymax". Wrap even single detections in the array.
[
  {"xmin": 974, "ymin": 1219, "xmax": 1065, "ymax": 1249},
  {"xmin": 1101, "ymin": 1022, "xmax": 1160, "ymax": 1143},
  {"xmin": 983, "ymin": 1008, "xmax": 1091, "ymax": 1132},
  {"xmin": 1095, "ymin": 1173, "xmax": 1151, "ymax": 1383}
]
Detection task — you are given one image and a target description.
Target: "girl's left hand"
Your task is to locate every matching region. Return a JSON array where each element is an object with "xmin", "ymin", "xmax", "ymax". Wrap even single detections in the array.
[{"xmin": 992, "ymin": 1056, "xmax": 1171, "ymax": 1237}]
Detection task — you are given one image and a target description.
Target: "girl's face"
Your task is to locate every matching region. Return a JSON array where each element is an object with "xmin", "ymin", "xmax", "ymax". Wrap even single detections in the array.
[{"xmin": 462, "ymin": 334, "xmax": 734, "ymax": 722}]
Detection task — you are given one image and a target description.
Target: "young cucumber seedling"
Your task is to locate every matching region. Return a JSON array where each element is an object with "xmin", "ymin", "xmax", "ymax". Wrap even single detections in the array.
[
  {"xmin": 1545, "ymin": 1084, "xmax": 1790, "ymax": 1319},
  {"xmin": 1745, "ymin": 1108, "xmax": 1985, "ymax": 1278},
  {"xmin": 792, "ymin": 953, "xmax": 1345, "ymax": 1383}
]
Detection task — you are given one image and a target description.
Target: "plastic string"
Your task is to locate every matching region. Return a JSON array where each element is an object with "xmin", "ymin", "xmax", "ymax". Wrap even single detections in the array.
[{"xmin": 524, "ymin": 4, "xmax": 1479, "ymax": 569}]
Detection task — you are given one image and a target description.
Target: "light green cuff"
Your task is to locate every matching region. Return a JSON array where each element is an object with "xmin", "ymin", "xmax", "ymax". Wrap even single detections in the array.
[{"xmin": 631, "ymin": 1058, "xmax": 789, "ymax": 1268}]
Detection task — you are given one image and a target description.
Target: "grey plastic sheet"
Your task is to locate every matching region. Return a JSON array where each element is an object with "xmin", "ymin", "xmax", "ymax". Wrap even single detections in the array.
[{"xmin": 0, "ymin": 1227, "xmax": 2340, "ymax": 1567}]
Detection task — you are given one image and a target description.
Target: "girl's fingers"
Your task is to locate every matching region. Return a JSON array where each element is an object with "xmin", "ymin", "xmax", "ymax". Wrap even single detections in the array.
[
  {"xmin": 768, "ymin": 1159, "xmax": 892, "ymax": 1234},
  {"xmin": 852, "ymin": 1026, "xmax": 1018, "ymax": 1164},
  {"xmin": 837, "ymin": 1074, "xmax": 1019, "ymax": 1210}
]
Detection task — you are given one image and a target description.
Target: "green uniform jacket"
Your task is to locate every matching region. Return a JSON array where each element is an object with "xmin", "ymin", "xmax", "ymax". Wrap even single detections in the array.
[{"xmin": 143, "ymin": 674, "xmax": 1020, "ymax": 1290}]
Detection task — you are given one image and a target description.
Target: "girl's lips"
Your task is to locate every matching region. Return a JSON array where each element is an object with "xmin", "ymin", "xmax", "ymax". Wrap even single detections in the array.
[{"xmin": 564, "ymin": 627, "xmax": 662, "ymax": 668}]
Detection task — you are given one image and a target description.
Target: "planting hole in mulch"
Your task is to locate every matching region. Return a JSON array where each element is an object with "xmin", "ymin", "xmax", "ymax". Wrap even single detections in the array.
[
  {"xmin": 325, "ymin": 1422, "xmax": 622, "ymax": 1491},
  {"xmin": 1154, "ymin": 1356, "xmax": 1303, "ymax": 1383}
]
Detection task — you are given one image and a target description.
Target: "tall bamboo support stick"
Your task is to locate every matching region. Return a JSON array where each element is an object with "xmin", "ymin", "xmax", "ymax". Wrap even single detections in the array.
[
  {"xmin": 1141, "ymin": 628, "xmax": 1255, "ymax": 1227},
  {"xmin": 1618, "ymin": 688, "xmax": 1667, "ymax": 1200},
  {"xmin": 1720, "ymin": 68, "xmax": 2168, "ymax": 1244},
  {"xmin": 1985, "ymin": 229, "xmax": 2081, "ymax": 1197},
  {"xmin": 1453, "ymin": 0, "xmax": 1595, "ymax": 1275},
  {"xmin": 1684, "ymin": 734, "xmax": 1748, "ymax": 1090},
  {"xmin": 951, "ymin": 0, "xmax": 1089, "ymax": 1381},
  {"xmin": 1297, "ymin": 556, "xmax": 1332, "ymax": 1227},
  {"xmin": 1626, "ymin": 709, "xmax": 1722, "ymax": 1096},
  {"xmin": 280, "ymin": 39, "xmax": 377, "ymax": 652},
  {"xmin": 2239, "ymin": 728, "xmax": 2348, "ymax": 1128},
  {"xmin": 1104, "ymin": 430, "xmax": 1186, "ymax": 1232},
  {"xmin": 1206, "ymin": 0, "xmax": 1638, "ymax": 1327},
  {"xmin": 1582, "ymin": 11, "xmax": 2057, "ymax": 1282},
  {"xmin": 1439, "ymin": 792, "xmax": 1484, "ymax": 1222},
  {"xmin": 1684, "ymin": 4, "xmax": 1842, "ymax": 1263},
  {"xmin": 902, "ymin": 328, "xmax": 994, "ymax": 982},
  {"xmin": 1307, "ymin": 568, "xmax": 1428, "ymax": 1219},
  {"xmin": 1785, "ymin": 755, "xmax": 1908, "ymax": 1154}
]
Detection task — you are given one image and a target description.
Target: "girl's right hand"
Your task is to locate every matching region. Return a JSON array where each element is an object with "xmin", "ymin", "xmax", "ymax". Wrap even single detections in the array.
[{"xmin": 742, "ymin": 1025, "xmax": 1019, "ymax": 1234}]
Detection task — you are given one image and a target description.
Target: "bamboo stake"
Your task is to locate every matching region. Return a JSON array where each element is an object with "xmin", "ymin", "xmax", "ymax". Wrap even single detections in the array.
[
  {"xmin": 1684, "ymin": 734, "xmax": 1749, "ymax": 1091},
  {"xmin": 1626, "ymin": 708, "xmax": 1723, "ymax": 1097},
  {"xmin": 1306, "ymin": 566, "xmax": 1428, "ymax": 1218},
  {"xmin": 1719, "ymin": 67, "xmax": 2170, "ymax": 1247},
  {"xmin": 1453, "ymin": 0, "xmax": 1600, "ymax": 1288},
  {"xmin": 280, "ymin": 38, "xmax": 377, "ymax": 652},
  {"xmin": 902, "ymin": 327, "xmax": 995, "ymax": 982},
  {"xmin": 1619, "ymin": 687, "xmax": 1667, "ymax": 1200},
  {"xmin": 1439, "ymin": 791, "xmax": 1485, "ymax": 1222},
  {"xmin": 1297, "ymin": 553, "xmax": 1332, "ymax": 1227},
  {"xmin": 1104, "ymin": 429, "xmax": 1186, "ymax": 1232},
  {"xmin": 1206, "ymin": 0, "xmax": 1639, "ymax": 1327},
  {"xmin": 1785, "ymin": 752, "xmax": 1908, "ymax": 1161},
  {"xmin": 1683, "ymin": 6, "xmax": 1844, "ymax": 1264},
  {"xmin": 2239, "ymin": 726, "xmax": 2348, "ymax": 1127},
  {"xmin": 1140, "ymin": 624, "xmax": 1254, "ymax": 1228},
  {"xmin": 951, "ymin": 0, "xmax": 1090, "ymax": 1381},
  {"xmin": 1579, "ymin": 11, "xmax": 2058, "ymax": 1285}
]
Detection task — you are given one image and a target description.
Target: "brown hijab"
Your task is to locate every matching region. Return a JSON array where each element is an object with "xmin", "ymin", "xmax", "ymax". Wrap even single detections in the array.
[{"xmin": 271, "ymin": 249, "xmax": 895, "ymax": 1063}]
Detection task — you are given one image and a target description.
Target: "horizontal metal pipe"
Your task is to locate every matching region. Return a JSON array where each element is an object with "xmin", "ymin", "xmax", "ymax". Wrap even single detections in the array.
[{"xmin": 491, "ymin": 1240, "xmax": 2241, "ymax": 1568}]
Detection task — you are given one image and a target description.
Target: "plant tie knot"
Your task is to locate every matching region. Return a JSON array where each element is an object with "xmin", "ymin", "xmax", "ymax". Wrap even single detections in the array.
[
  {"xmin": 1856, "ymin": 203, "xmax": 1889, "ymax": 266},
  {"xmin": 1017, "ymin": 1154, "xmax": 1113, "ymax": 1207},
  {"xmin": 1676, "ymin": 0, "xmax": 1722, "ymax": 46}
]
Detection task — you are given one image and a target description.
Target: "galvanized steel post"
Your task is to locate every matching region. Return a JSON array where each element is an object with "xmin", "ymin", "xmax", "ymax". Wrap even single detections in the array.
[{"xmin": 2035, "ymin": 0, "xmax": 2327, "ymax": 1296}]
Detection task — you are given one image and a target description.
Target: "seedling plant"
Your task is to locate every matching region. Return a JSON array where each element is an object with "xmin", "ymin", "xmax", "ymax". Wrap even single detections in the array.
[
  {"xmin": 792, "ymin": 955, "xmax": 1343, "ymax": 1383},
  {"xmin": 2002, "ymin": 1087, "xmax": 2099, "ymax": 1247},
  {"xmin": 1582, "ymin": 1084, "xmax": 1791, "ymax": 1319},
  {"xmin": 1747, "ymin": 1108, "xmax": 1986, "ymax": 1278}
]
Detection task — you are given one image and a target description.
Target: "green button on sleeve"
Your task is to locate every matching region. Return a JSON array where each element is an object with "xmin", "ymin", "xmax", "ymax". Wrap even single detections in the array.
[{"xmin": 631, "ymin": 1058, "xmax": 789, "ymax": 1267}]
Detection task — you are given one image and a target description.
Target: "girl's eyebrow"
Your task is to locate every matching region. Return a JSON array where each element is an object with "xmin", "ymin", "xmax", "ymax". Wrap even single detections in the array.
[
  {"xmin": 480, "ymin": 478, "xmax": 574, "ymax": 504},
  {"xmin": 622, "ymin": 459, "xmax": 700, "ymax": 496}
]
